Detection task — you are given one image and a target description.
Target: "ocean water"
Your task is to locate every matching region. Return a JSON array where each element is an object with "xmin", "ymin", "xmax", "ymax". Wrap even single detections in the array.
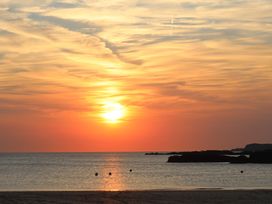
[{"xmin": 0, "ymin": 153, "xmax": 271, "ymax": 191}]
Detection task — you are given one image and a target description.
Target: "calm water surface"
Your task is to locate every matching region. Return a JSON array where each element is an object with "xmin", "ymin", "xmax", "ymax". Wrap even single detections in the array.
[{"xmin": 0, "ymin": 153, "xmax": 271, "ymax": 191}]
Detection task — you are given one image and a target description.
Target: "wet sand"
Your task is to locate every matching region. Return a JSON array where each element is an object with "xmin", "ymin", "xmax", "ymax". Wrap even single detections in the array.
[{"xmin": 0, "ymin": 190, "xmax": 272, "ymax": 204}]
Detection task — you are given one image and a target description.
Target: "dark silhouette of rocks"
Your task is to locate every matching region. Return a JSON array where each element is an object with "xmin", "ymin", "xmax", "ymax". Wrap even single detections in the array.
[
  {"xmin": 249, "ymin": 150, "xmax": 272, "ymax": 163},
  {"xmin": 231, "ymin": 148, "xmax": 244, "ymax": 152},
  {"xmin": 166, "ymin": 144, "xmax": 272, "ymax": 164},
  {"xmin": 244, "ymin": 143, "xmax": 272, "ymax": 152},
  {"xmin": 229, "ymin": 155, "xmax": 248, "ymax": 163},
  {"xmin": 146, "ymin": 150, "xmax": 235, "ymax": 156},
  {"xmin": 230, "ymin": 150, "xmax": 272, "ymax": 164},
  {"xmin": 168, "ymin": 151, "xmax": 232, "ymax": 163},
  {"xmin": 145, "ymin": 152, "xmax": 173, "ymax": 155}
]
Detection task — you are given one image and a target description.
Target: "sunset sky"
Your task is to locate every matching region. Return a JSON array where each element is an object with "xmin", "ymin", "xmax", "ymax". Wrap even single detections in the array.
[{"xmin": 0, "ymin": 0, "xmax": 272, "ymax": 152}]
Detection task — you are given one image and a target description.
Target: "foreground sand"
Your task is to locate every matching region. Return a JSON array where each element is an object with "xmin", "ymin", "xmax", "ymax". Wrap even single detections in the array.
[{"xmin": 0, "ymin": 190, "xmax": 272, "ymax": 204}]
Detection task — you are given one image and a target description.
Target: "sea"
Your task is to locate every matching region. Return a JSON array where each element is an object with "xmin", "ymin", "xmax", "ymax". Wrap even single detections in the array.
[{"xmin": 0, "ymin": 153, "xmax": 271, "ymax": 191}]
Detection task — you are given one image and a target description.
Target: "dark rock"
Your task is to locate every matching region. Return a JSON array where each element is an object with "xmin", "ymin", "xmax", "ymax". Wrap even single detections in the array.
[
  {"xmin": 145, "ymin": 152, "xmax": 176, "ymax": 155},
  {"xmin": 165, "ymin": 143, "xmax": 272, "ymax": 163},
  {"xmin": 168, "ymin": 152, "xmax": 232, "ymax": 163},
  {"xmin": 244, "ymin": 144, "xmax": 272, "ymax": 152},
  {"xmin": 249, "ymin": 150, "xmax": 272, "ymax": 163},
  {"xmin": 230, "ymin": 155, "xmax": 249, "ymax": 164},
  {"xmin": 168, "ymin": 150, "xmax": 272, "ymax": 164}
]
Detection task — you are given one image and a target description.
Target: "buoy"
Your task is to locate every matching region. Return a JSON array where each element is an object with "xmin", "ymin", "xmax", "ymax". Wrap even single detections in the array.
[
  {"xmin": 95, "ymin": 172, "xmax": 98, "ymax": 176},
  {"xmin": 240, "ymin": 170, "xmax": 244, "ymax": 174},
  {"xmin": 129, "ymin": 169, "xmax": 132, "ymax": 172},
  {"xmin": 109, "ymin": 172, "xmax": 112, "ymax": 176}
]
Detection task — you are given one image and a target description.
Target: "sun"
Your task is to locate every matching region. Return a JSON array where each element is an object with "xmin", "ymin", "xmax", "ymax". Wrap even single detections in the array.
[{"xmin": 101, "ymin": 102, "xmax": 126, "ymax": 123}]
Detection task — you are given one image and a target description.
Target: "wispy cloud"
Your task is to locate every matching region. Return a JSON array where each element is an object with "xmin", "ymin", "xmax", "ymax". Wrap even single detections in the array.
[{"xmin": 0, "ymin": 0, "xmax": 272, "ymax": 117}]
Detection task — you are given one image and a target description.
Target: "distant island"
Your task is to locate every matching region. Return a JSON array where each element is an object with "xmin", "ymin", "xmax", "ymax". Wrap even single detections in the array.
[{"xmin": 146, "ymin": 143, "xmax": 272, "ymax": 164}]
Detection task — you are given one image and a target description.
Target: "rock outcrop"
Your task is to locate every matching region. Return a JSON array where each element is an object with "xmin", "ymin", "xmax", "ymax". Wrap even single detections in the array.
[
  {"xmin": 167, "ymin": 151, "xmax": 235, "ymax": 163},
  {"xmin": 167, "ymin": 145, "xmax": 272, "ymax": 164},
  {"xmin": 244, "ymin": 143, "xmax": 272, "ymax": 152}
]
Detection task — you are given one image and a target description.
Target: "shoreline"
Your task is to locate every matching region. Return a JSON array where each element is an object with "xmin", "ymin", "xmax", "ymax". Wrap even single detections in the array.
[
  {"xmin": 1, "ymin": 187, "xmax": 272, "ymax": 192},
  {"xmin": 0, "ymin": 190, "xmax": 272, "ymax": 204}
]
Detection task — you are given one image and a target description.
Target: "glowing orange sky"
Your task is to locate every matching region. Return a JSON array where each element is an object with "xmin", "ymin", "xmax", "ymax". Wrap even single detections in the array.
[{"xmin": 0, "ymin": 0, "xmax": 272, "ymax": 152}]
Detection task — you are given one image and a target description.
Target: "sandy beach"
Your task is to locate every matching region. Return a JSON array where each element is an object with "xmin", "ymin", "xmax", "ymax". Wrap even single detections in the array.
[{"xmin": 0, "ymin": 190, "xmax": 271, "ymax": 204}]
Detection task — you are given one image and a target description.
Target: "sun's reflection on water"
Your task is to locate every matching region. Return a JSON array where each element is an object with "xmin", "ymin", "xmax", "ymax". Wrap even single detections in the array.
[{"xmin": 99, "ymin": 155, "xmax": 126, "ymax": 191}]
